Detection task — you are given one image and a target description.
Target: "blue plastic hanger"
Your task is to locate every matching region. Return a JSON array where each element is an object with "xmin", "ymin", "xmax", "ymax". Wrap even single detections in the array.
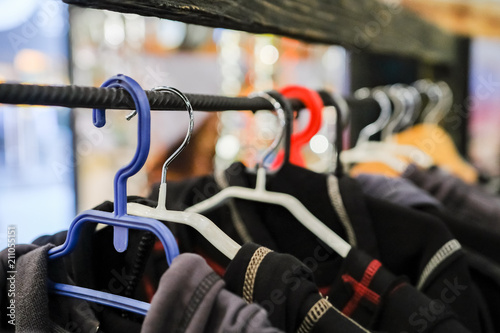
[{"xmin": 47, "ymin": 74, "xmax": 180, "ymax": 315}]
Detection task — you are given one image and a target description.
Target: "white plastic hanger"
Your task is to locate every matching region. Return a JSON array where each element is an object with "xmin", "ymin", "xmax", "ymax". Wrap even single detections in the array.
[
  {"xmin": 127, "ymin": 86, "xmax": 241, "ymax": 260},
  {"xmin": 413, "ymin": 79, "xmax": 439, "ymax": 123},
  {"xmin": 422, "ymin": 81, "xmax": 453, "ymax": 124},
  {"xmin": 341, "ymin": 86, "xmax": 433, "ymax": 171},
  {"xmin": 393, "ymin": 85, "xmax": 419, "ymax": 133},
  {"xmin": 406, "ymin": 85, "xmax": 423, "ymax": 127},
  {"xmin": 187, "ymin": 91, "xmax": 352, "ymax": 258},
  {"xmin": 354, "ymin": 87, "xmax": 392, "ymax": 146},
  {"xmin": 381, "ymin": 85, "xmax": 407, "ymax": 141}
]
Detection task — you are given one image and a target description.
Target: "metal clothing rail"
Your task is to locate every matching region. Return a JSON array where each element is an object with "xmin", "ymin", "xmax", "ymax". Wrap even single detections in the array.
[{"xmin": 0, "ymin": 83, "xmax": 378, "ymax": 115}]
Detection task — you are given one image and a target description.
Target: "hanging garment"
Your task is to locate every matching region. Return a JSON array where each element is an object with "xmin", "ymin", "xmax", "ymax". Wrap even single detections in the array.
[
  {"xmin": 149, "ymin": 162, "xmax": 486, "ymax": 331},
  {"xmin": 354, "ymin": 172, "xmax": 500, "ymax": 331},
  {"xmin": 392, "ymin": 124, "xmax": 478, "ymax": 183},
  {"xmin": 355, "ymin": 173, "xmax": 442, "ymax": 209},
  {"xmin": 464, "ymin": 249, "xmax": 500, "ymax": 333},
  {"xmin": 356, "ymin": 169, "xmax": 500, "ymax": 267},
  {"xmin": 223, "ymin": 242, "xmax": 372, "ymax": 333},
  {"xmin": 224, "ymin": 242, "xmax": 473, "ymax": 333},
  {"xmin": 142, "ymin": 253, "xmax": 283, "ymax": 333},
  {"xmin": 21, "ymin": 201, "xmax": 283, "ymax": 333},
  {"xmin": 349, "ymin": 161, "xmax": 403, "ymax": 178},
  {"xmin": 0, "ymin": 244, "xmax": 38, "ymax": 330},
  {"xmin": 402, "ymin": 163, "xmax": 500, "ymax": 268},
  {"xmin": 403, "ymin": 164, "xmax": 500, "ymax": 232},
  {"xmin": 324, "ymin": 247, "xmax": 476, "ymax": 333},
  {"xmin": 0, "ymin": 243, "xmax": 283, "ymax": 333},
  {"xmin": 33, "ymin": 198, "xmax": 160, "ymax": 307},
  {"xmin": 0, "ymin": 244, "xmax": 101, "ymax": 333}
]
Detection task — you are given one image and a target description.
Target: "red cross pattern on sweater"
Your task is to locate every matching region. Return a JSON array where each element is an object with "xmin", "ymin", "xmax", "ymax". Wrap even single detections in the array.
[{"xmin": 341, "ymin": 259, "xmax": 382, "ymax": 316}]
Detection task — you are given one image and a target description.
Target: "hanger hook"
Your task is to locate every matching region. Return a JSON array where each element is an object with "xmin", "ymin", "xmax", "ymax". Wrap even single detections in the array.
[
  {"xmin": 354, "ymin": 87, "xmax": 392, "ymax": 145},
  {"xmin": 395, "ymin": 85, "xmax": 417, "ymax": 132},
  {"xmin": 427, "ymin": 81, "xmax": 452, "ymax": 124},
  {"xmin": 92, "ymin": 74, "xmax": 150, "ymax": 252},
  {"xmin": 330, "ymin": 92, "xmax": 350, "ymax": 176},
  {"xmin": 413, "ymin": 79, "xmax": 439, "ymax": 123},
  {"xmin": 149, "ymin": 86, "xmax": 195, "ymax": 184},
  {"xmin": 93, "ymin": 74, "xmax": 151, "ymax": 218},
  {"xmin": 249, "ymin": 91, "xmax": 286, "ymax": 168},
  {"xmin": 382, "ymin": 84, "xmax": 406, "ymax": 140},
  {"xmin": 406, "ymin": 85, "xmax": 422, "ymax": 126},
  {"xmin": 331, "ymin": 92, "xmax": 350, "ymax": 130},
  {"xmin": 126, "ymin": 86, "xmax": 194, "ymax": 184}
]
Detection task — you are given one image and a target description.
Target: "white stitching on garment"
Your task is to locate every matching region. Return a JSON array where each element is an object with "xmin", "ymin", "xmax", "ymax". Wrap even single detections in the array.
[
  {"xmin": 296, "ymin": 298, "xmax": 332, "ymax": 333},
  {"xmin": 417, "ymin": 239, "xmax": 462, "ymax": 290},
  {"xmin": 243, "ymin": 247, "xmax": 272, "ymax": 303},
  {"xmin": 327, "ymin": 175, "xmax": 357, "ymax": 246}
]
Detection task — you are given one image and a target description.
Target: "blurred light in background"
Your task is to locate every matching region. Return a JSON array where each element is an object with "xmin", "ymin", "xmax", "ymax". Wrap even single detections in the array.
[
  {"xmin": 0, "ymin": 0, "xmax": 39, "ymax": 32},
  {"xmin": 156, "ymin": 20, "xmax": 186, "ymax": 49},
  {"xmin": 310, "ymin": 134, "xmax": 329, "ymax": 154},
  {"xmin": 469, "ymin": 38, "xmax": 500, "ymax": 176},
  {"xmin": 0, "ymin": 0, "xmax": 73, "ymax": 248},
  {"xmin": 124, "ymin": 14, "xmax": 145, "ymax": 48},
  {"xmin": 104, "ymin": 12, "xmax": 125, "ymax": 47},
  {"xmin": 216, "ymin": 134, "xmax": 240, "ymax": 160},
  {"xmin": 260, "ymin": 44, "xmax": 279, "ymax": 65},
  {"xmin": 0, "ymin": 3, "xmax": 350, "ymax": 249},
  {"xmin": 218, "ymin": 30, "xmax": 243, "ymax": 96},
  {"xmin": 14, "ymin": 49, "xmax": 48, "ymax": 73}
]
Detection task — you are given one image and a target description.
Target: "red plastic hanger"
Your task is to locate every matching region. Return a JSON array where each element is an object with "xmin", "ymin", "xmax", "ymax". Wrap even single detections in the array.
[{"xmin": 271, "ymin": 85, "xmax": 323, "ymax": 168}]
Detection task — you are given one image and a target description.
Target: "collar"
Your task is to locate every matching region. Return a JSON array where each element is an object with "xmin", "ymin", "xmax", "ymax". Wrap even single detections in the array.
[
  {"xmin": 219, "ymin": 162, "xmax": 380, "ymax": 285},
  {"xmin": 223, "ymin": 162, "xmax": 379, "ymax": 255}
]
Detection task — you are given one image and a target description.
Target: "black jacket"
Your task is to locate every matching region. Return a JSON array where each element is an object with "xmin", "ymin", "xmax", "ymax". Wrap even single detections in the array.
[{"xmin": 149, "ymin": 162, "xmax": 485, "ymax": 332}]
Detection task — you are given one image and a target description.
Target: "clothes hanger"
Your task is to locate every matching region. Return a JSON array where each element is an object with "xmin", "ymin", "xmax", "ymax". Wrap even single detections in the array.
[
  {"xmin": 353, "ymin": 87, "xmax": 392, "ymax": 146},
  {"xmin": 393, "ymin": 79, "xmax": 478, "ymax": 183},
  {"xmin": 381, "ymin": 84, "xmax": 407, "ymax": 140},
  {"xmin": 424, "ymin": 81, "xmax": 452, "ymax": 124},
  {"xmin": 127, "ymin": 86, "xmax": 241, "ymax": 260},
  {"xmin": 393, "ymin": 85, "xmax": 418, "ymax": 133},
  {"xmin": 186, "ymin": 91, "xmax": 352, "ymax": 258},
  {"xmin": 406, "ymin": 85, "xmax": 423, "ymax": 127},
  {"xmin": 47, "ymin": 74, "xmax": 180, "ymax": 315},
  {"xmin": 271, "ymin": 85, "xmax": 324, "ymax": 168},
  {"xmin": 265, "ymin": 90, "xmax": 293, "ymax": 171},
  {"xmin": 318, "ymin": 90, "xmax": 350, "ymax": 177},
  {"xmin": 413, "ymin": 79, "xmax": 439, "ymax": 123},
  {"xmin": 272, "ymin": 88, "xmax": 347, "ymax": 175},
  {"xmin": 341, "ymin": 86, "xmax": 433, "ymax": 174},
  {"xmin": 341, "ymin": 87, "xmax": 407, "ymax": 173}
]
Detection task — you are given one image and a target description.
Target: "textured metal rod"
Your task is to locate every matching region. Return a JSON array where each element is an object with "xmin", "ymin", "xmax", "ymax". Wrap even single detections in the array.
[
  {"xmin": 0, "ymin": 83, "xmax": 303, "ymax": 111},
  {"xmin": 0, "ymin": 83, "xmax": 378, "ymax": 117}
]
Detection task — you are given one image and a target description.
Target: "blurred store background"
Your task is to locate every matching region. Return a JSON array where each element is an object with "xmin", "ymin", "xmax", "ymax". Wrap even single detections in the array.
[
  {"xmin": 1, "ymin": 0, "xmax": 500, "ymax": 247},
  {"xmin": 0, "ymin": 0, "xmax": 73, "ymax": 247},
  {"xmin": 0, "ymin": 1, "xmax": 348, "ymax": 247}
]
